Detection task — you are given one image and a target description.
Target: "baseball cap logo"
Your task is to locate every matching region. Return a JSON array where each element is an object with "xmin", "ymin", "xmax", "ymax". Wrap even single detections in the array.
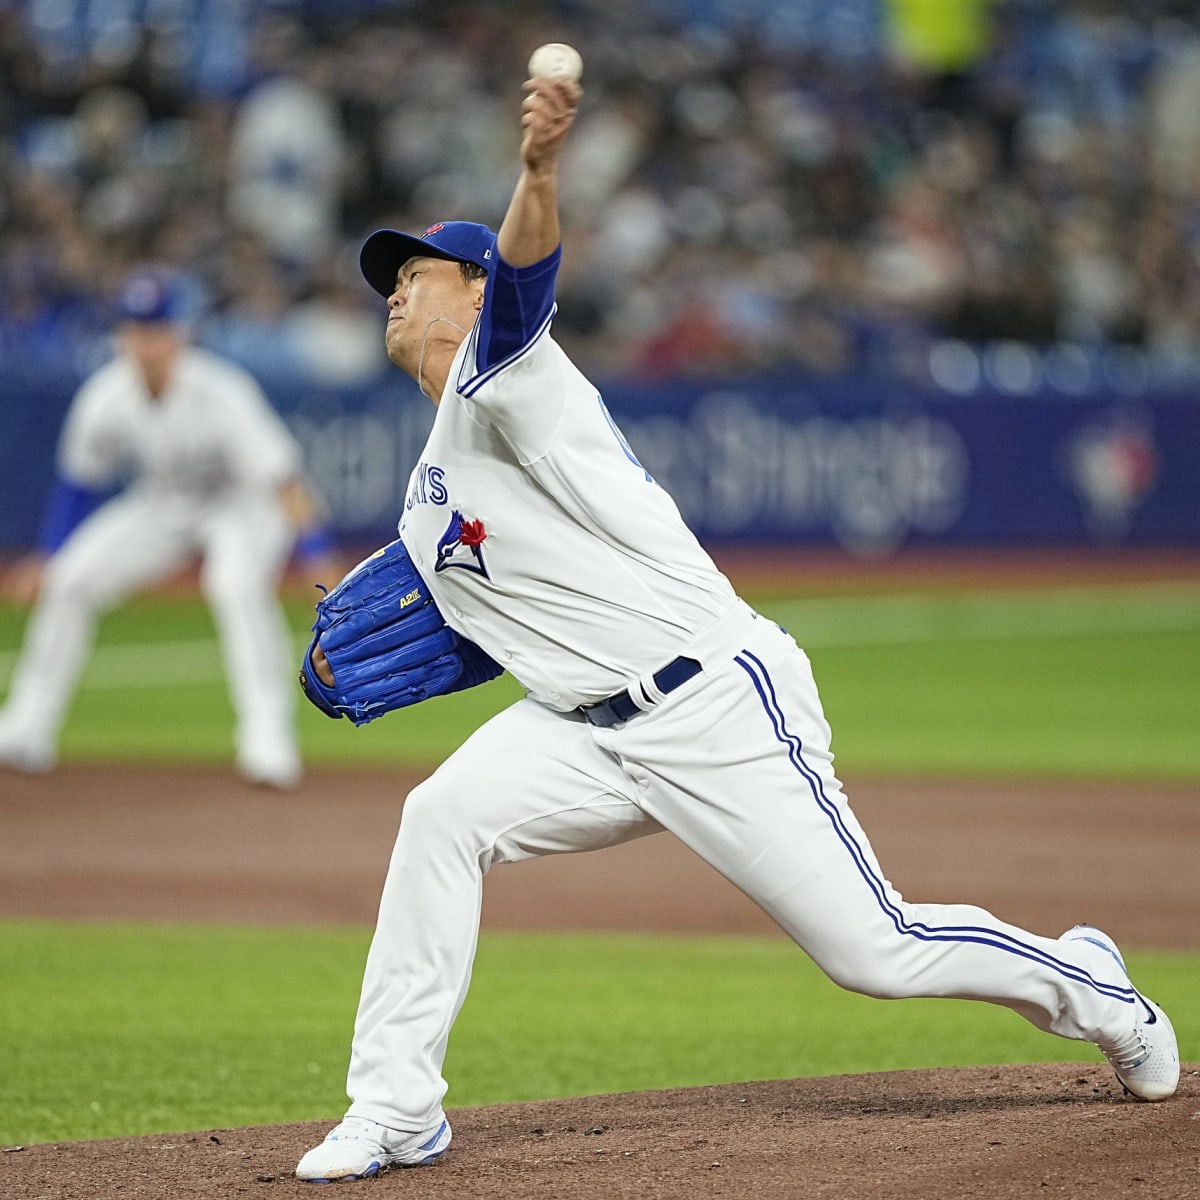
[{"xmin": 423, "ymin": 223, "xmax": 445, "ymax": 237}]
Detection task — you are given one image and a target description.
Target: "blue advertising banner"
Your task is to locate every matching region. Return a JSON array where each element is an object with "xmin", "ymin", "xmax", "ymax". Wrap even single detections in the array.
[
  {"xmin": 2, "ymin": 366, "xmax": 1197, "ymax": 555},
  {"xmin": 598, "ymin": 377, "xmax": 1198, "ymax": 555}
]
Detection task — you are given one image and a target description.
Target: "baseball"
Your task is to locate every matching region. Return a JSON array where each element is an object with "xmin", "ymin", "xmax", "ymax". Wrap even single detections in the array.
[{"xmin": 527, "ymin": 42, "xmax": 583, "ymax": 82}]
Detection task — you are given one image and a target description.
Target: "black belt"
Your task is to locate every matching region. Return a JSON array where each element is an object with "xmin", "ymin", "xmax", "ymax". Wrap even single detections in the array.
[{"xmin": 581, "ymin": 656, "xmax": 702, "ymax": 728}]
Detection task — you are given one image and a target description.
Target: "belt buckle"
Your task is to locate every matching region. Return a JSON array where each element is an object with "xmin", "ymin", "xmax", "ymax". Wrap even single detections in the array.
[{"xmin": 582, "ymin": 655, "xmax": 701, "ymax": 728}]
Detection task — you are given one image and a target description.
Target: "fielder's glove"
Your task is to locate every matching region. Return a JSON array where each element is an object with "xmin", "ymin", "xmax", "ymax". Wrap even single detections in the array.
[{"xmin": 298, "ymin": 537, "xmax": 503, "ymax": 726}]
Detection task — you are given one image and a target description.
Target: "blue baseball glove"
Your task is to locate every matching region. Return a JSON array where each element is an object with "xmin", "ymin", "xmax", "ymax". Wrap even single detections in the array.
[{"xmin": 298, "ymin": 537, "xmax": 503, "ymax": 726}]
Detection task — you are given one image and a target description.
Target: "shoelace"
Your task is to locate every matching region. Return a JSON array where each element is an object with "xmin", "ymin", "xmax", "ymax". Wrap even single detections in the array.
[{"xmin": 1106, "ymin": 1027, "xmax": 1151, "ymax": 1071}]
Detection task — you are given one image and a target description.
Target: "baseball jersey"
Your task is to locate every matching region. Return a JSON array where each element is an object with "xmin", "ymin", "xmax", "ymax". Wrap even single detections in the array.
[
  {"xmin": 397, "ymin": 256, "xmax": 737, "ymax": 711},
  {"xmin": 58, "ymin": 346, "xmax": 301, "ymax": 503}
]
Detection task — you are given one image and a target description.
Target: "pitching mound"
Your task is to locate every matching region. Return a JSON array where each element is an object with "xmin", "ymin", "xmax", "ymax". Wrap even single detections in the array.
[{"xmin": 6, "ymin": 1063, "xmax": 1197, "ymax": 1199}]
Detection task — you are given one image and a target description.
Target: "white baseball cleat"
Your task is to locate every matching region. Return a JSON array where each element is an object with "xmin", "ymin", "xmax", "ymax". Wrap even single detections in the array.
[
  {"xmin": 295, "ymin": 1115, "xmax": 451, "ymax": 1182},
  {"xmin": 1061, "ymin": 924, "xmax": 1180, "ymax": 1101}
]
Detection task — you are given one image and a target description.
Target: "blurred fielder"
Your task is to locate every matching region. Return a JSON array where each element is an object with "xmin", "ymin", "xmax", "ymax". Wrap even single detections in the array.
[
  {"xmin": 293, "ymin": 60, "xmax": 1179, "ymax": 1184},
  {"xmin": 0, "ymin": 269, "xmax": 337, "ymax": 788}
]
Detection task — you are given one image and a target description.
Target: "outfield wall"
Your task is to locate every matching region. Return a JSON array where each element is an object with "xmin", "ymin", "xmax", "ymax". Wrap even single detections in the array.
[{"xmin": 2, "ymin": 362, "xmax": 1197, "ymax": 557}]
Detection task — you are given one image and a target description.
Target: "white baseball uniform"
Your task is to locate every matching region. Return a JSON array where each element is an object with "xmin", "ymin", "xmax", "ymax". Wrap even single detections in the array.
[
  {"xmin": 340, "ymin": 250, "xmax": 1149, "ymax": 1134},
  {"xmin": 0, "ymin": 345, "xmax": 303, "ymax": 784}
]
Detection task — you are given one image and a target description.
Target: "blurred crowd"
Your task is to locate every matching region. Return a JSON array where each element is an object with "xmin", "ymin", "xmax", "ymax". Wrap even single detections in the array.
[{"xmin": 4, "ymin": 0, "xmax": 1200, "ymax": 389}]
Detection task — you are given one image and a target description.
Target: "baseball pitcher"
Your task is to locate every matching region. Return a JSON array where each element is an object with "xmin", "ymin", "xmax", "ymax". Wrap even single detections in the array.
[{"xmin": 293, "ymin": 59, "xmax": 1179, "ymax": 1184}]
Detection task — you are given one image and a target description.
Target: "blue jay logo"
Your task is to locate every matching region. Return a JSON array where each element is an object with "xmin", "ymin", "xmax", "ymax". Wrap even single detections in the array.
[{"xmin": 435, "ymin": 510, "xmax": 490, "ymax": 578}]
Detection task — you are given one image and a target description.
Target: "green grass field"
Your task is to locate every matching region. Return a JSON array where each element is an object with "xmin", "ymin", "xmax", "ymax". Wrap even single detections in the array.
[
  {"xmin": 2, "ymin": 923, "xmax": 1196, "ymax": 1146},
  {"xmin": 1, "ymin": 576, "xmax": 1197, "ymax": 1145},
  {"xmin": 2, "ymin": 577, "xmax": 1198, "ymax": 779}
]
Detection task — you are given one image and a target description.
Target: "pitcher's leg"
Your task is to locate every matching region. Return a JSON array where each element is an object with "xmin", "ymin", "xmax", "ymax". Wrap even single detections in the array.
[
  {"xmin": 345, "ymin": 701, "xmax": 657, "ymax": 1132},
  {"xmin": 622, "ymin": 625, "xmax": 1146, "ymax": 1052}
]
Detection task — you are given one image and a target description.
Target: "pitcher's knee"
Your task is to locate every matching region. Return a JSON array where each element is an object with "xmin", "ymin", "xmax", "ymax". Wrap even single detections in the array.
[
  {"xmin": 392, "ymin": 781, "xmax": 496, "ymax": 887},
  {"xmin": 400, "ymin": 778, "xmax": 449, "ymax": 833},
  {"xmin": 397, "ymin": 777, "xmax": 481, "ymax": 851},
  {"xmin": 817, "ymin": 946, "xmax": 917, "ymax": 1001}
]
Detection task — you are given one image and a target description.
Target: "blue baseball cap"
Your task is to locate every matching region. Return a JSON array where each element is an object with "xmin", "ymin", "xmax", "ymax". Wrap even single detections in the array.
[
  {"xmin": 359, "ymin": 221, "xmax": 498, "ymax": 298},
  {"xmin": 115, "ymin": 270, "xmax": 187, "ymax": 324}
]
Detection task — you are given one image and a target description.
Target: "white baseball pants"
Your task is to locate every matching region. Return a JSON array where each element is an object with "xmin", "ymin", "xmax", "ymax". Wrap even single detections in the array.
[{"xmin": 346, "ymin": 600, "xmax": 1145, "ymax": 1132}]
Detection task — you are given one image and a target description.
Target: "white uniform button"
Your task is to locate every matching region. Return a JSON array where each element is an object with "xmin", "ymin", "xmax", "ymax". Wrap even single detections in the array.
[
  {"xmin": 453, "ymin": 608, "xmax": 464, "ymax": 618},
  {"xmin": 502, "ymin": 650, "xmax": 513, "ymax": 661},
  {"xmin": 549, "ymin": 691, "xmax": 561, "ymax": 702}
]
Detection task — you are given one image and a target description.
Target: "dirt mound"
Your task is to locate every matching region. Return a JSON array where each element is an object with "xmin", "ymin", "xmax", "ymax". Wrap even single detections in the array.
[{"xmin": 5, "ymin": 1063, "xmax": 1196, "ymax": 1199}]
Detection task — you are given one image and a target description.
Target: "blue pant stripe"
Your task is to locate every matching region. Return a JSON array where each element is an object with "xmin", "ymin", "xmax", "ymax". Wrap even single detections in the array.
[{"xmin": 734, "ymin": 649, "xmax": 1135, "ymax": 1007}]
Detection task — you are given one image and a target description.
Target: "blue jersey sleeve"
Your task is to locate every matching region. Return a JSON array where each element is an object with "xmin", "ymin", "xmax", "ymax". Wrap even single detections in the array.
[
  {"xmin": 37, "ymin": 475, "xmax": 109, "ymax": 552},
  {"xmin": 474, "ymin": 247, "xmax": 561, "ymax": 370}
]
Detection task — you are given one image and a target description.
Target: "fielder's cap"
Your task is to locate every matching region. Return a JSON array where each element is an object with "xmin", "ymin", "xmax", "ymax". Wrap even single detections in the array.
[
  {"xmin": 115, "ymin": 269, "xmax": 187, "ymax": 324},
  {"xmin": 359, "ymin": 221, "xmax": 498, "ymax": 298}
]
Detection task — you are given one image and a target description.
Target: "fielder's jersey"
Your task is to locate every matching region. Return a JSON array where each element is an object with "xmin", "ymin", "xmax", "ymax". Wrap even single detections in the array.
[
  {"xmin": 397, "ymin": 257, "xmax": 737, "ymax": 711},
  {"xmin": 58, "ymin": 345, "xmax": 301, "ymax": 503}
]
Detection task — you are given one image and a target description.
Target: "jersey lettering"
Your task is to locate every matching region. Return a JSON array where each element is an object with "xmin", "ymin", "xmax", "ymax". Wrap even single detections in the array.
[{"xmin": 406, "ymin": 462, "xmax": 449, "ymax": 510}]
